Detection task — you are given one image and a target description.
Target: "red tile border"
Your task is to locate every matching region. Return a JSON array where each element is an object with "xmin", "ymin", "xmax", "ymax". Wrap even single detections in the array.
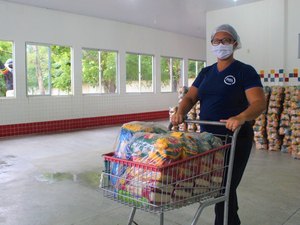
[{"xmin": 0, "ymin": 110, "xmax": 169, "ymax": 138}]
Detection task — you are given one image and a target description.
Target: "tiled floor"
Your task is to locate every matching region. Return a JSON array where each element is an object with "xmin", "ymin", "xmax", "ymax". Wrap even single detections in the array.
[{"xmin": 1, "ymin": 120, "xmax": 300, "ymax": 225}]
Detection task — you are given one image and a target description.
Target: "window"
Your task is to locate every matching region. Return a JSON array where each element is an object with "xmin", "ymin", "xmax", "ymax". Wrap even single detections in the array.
[
  {"xmin": 161, "ymin": 56, "xmax": 183, "ymax": 92},
  {"xmin": 26, "ymin": 43, "xmax": 71, "ymax": 96},
  {"xmin": 188, "ymin": 59, "xmax": 206, "ymax": 86},
  {"xmin": 82, "ymin": 48, "xmax": 118, "ymax": 94},
  {"xmin": 126, "ymin": 53, "xmax": 153, "ymax": 93},
  {"xmin": 0, "ymin": 40, "xmax": 14, "ymax": 97}
]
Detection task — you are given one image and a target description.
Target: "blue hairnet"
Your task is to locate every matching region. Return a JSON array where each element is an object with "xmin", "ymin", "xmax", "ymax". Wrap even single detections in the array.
[{"xmin": 211, "ymin": 24, "xmax": 241, "ymax": 49}]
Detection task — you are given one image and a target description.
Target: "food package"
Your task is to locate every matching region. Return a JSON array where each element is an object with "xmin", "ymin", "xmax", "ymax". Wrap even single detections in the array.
[
  {"xmin": 113, "ymin": 121, "xmax": 168, "ymax": 159},
  {"xmin": 173, "ymin": 188, "xmax": 193, "ymax": 199},
  {"xmin": 126, "ymin": 131, "xmax": 223, "ymax": 166},
  {"xmin": 169, "ymin": 106, "xmax": 179, "ymax": 131},
  {"xmin": 109, "ymin": 122, "xmax": 225, "ymax": 205},
  {"xmin": 266, "ymin": 86, "xmax": 285, "ymax": 151},
  {"xmin": 289, "ymin": 86, "xmax": 300, "ymax": 159},
  {"xmin": 253, "ymin": 87, "xmax": 270, "ymax": 150},
  {"xmin": 116, "ymin": 184, "xmax": 172, "ymax": 206},
  {"xmin": 279, "ymin": 87, "xmax": 293, "ymax": 152}
]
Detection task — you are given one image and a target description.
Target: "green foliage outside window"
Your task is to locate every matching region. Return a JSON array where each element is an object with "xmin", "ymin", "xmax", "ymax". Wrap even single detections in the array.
[
  {"xmin": 188, "ymin": 59, "xmax": 205, "ymax": 86},
  {"xmin": 126, "ymin": 53, "xmax": 153, "ymax": 92},
  {"xmin": 3, "ymin": 40, "xmax": 201, "ymax": 96},
  {"xmin": 82, "ymin": 49, "xmax": 99, "ymax": 88},
  {"xmin": 161, "ymin": 57, "xmax": 170, "ymax": 86},
  {"xmin": 51, "ymin": 46, "xmax": 71, "ymax": 93},
  {"xmin": 126, "ymin": 54, "xmax": 139, "ymax": 84},
  {"xmin": 161, "ymin": 56, "xmax": 182, "ymax": 92},
  {"xmin": 26, "ymin": 44, "xmax": 71, "ymax": 95},
  {"xmin": 82, "ymin": 49, "xmax": 117, "ymax": 94}
]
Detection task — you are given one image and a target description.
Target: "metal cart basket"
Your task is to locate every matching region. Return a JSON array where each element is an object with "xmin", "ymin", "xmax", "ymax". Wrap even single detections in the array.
[{"xmin": 100, "ymin": 120, "xmax": 240, "ymax": 225}]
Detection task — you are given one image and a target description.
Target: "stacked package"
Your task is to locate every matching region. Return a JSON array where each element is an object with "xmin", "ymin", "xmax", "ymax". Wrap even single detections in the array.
[
  {"xmin": 178, "ymin": 86, "xmax": 189, "ymax": 132},
  {"xmin": 169, "ymin": 106, "xmax": 179, "ymax": 131},
  {"xmin": 187, "ymin": 102, "xmax": 201, "ymax": 132},
  {"xmin": 279, "ymin": 87, "xmax": 295, "ymax": 152},
  {"xmin": 289, "ymin": 87, "xmax": 300, "ymax": 159},
  {"xmin": 169, "ymin": 86, "xmax": 201, "ymax": 132},
  {"xmin": 253, "ymin": 114, "xmax": 268, "ymax": 150},
  {"xmin": 111, "ymin": 121, "xmax": 224, "ymax": 205},
  {"xmin": 253, "ymin": 86, "xmax": 271, "ymax": 150},
  {"xmin": 266, "ymin": 86, "xmax": 285, "ymax": 151},
  {"xmin": 169, "ymin": 86, "xmax": 188, "ymax": 132}
]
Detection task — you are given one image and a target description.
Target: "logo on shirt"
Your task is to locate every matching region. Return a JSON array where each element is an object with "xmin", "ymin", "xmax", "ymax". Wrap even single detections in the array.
[{"xmin": 224, "ymin": 75, "xmax": 236, "ymax": 85}]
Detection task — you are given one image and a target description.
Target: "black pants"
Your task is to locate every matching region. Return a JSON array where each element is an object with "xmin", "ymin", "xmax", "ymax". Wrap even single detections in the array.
[{"xmin": 214, "ymin": 122, "xmax": 254, "ymax": 225}]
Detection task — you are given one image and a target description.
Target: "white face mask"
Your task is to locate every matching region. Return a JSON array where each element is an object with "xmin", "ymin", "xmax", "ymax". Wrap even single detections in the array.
[{"xmin": 211, "ymin": 44, "xmax": 234, "ymax": 60}]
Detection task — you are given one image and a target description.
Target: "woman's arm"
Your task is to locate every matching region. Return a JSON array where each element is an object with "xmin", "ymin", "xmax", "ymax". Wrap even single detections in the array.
[
  {"xmin": 221, "ymin": 87, "xmax": 267, "ymax": 131},
  {"xmin": 171, "ymin": 86, "xmax": 199, "ymax": 125}
]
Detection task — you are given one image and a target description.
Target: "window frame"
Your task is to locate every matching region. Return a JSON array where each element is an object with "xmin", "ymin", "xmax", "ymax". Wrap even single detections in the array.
[
  {"xmin": 25, "ymin": 42, "xmax": 72, "ymax": 97},
  {"xmin": 82, "ymin": 47, "xmax": 119, "ymax": 95},
  {"xmin": 187, "ymin": 59, "xmax": 206, "ymax": 87},
  {"xmin": 160, "ymin": 56, "xmax": 183, "ymax": 93},
  {"xmin": 125, "ymin": 52, "xmax": 154, "ymax": 93}
]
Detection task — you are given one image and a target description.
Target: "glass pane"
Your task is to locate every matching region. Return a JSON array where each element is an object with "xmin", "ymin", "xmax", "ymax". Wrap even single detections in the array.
[
  {"xmin": 82, "ymin": 49, "xmax": 117, "ymax": 94},
  {"xmin": 188, "ymin": 60, "xmax": 196, "ymax": 87},
  {"xmin": 188, "ymin": 60, "xmax": 206, "ymax": 87},
  {"xmin": 26, "ymin": 44, "xmax": 50, "ymax": 95},
  {"xmin": 82, "ymin": 49, "xmax": 100, "ymax": 94},
  {"xmin": 126, "ymin": 53, "xmax": 139, "ymax": 93},
  {"xmin": 100, "ymin": 51, "xmax": 117, "ymax": 94},
  {"xmin": 140, "ymin": 55, "xmax": 153, "ymax": 92},
  {"xmin": 0, "ymin": 40, "xmax": 14, "ymax": 97},
  {"xmin": 50, "ymin": 45, "xmax": 71, "ymax": 95},
  {"xmin": 161, "ymin": 57, "xmax": 171, "ymax": 92},
  {"xmin": 26, "ymin": 44, "xmax": 71, "ymax": 96},
  {"xmin": 198, "ymin": 61, "xmax": 206, "ymax": 72},
  {"xmin": 172, "ymin": 58, "xmax": 182, "ymax": 92}
]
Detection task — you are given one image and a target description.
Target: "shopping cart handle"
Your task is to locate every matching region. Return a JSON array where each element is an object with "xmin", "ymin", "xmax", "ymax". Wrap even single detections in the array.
[
  {"xmin": 184, "ymin": 119, "xmax": 226, "ymax": 126},
  {"xmin": 184, "ymin": 119, "xmax": 241, "ymax": 138},
  {"xmin": 168, "ymin": 119, "xmax": 226, "ymax": 132}
]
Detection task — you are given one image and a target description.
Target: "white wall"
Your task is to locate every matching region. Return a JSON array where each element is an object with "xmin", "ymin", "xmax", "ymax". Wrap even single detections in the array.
[
  {"xmin": 0, "ymin": 1, "xmax": 205, "ymax": 125},
  {"xmin": 286, "ymin": 0, "xmax": 300, "ymax": 70},
  {"xmin": 207, "ymin": 0, "xmax": 300, "ymax": 86},
  {"xmin": 206, "ymin": 0, "xmax": 286, "ymax": 71}
]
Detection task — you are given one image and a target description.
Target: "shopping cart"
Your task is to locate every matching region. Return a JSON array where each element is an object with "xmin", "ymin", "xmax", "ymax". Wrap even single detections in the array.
[{"xmin": 100, "ymin": 120, "xmax": 240, "ymax": 225}]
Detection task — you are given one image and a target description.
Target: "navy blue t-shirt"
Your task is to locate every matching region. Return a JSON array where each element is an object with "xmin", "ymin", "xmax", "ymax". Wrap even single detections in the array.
[{"xmin": 192, "ymin": 60, "xmax": 262, "ymax": 135}]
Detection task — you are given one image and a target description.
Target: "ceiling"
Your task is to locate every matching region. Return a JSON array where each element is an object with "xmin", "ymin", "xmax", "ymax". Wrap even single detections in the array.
[{"xmin": 3, "ymin": 0, "xmax": 262, "ymax": 38}]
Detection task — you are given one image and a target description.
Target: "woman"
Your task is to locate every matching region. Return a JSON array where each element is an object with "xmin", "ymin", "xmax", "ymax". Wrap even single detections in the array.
[{"xmin": 171, "ymin": 24, "xmax": 266, "ymax": 225}]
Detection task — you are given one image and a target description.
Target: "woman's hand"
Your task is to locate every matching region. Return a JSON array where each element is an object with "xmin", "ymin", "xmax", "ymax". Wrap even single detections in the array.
[
  {"xmin": 171, "ymin": 113, "xmax": 184, "ymax": 126},
  {"xmin": 170, "ymin": 86, "xmax": 199, "ymax": 126},
  {"xmin": 220, "ymin": 116, "xmax": 245, "ymax": 131}
]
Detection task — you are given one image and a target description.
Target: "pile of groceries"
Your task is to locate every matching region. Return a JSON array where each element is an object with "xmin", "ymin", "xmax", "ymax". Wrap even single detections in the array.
[{"xmin": 107, "ymin": 121, "xmax": 226, "ymax": 205}]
